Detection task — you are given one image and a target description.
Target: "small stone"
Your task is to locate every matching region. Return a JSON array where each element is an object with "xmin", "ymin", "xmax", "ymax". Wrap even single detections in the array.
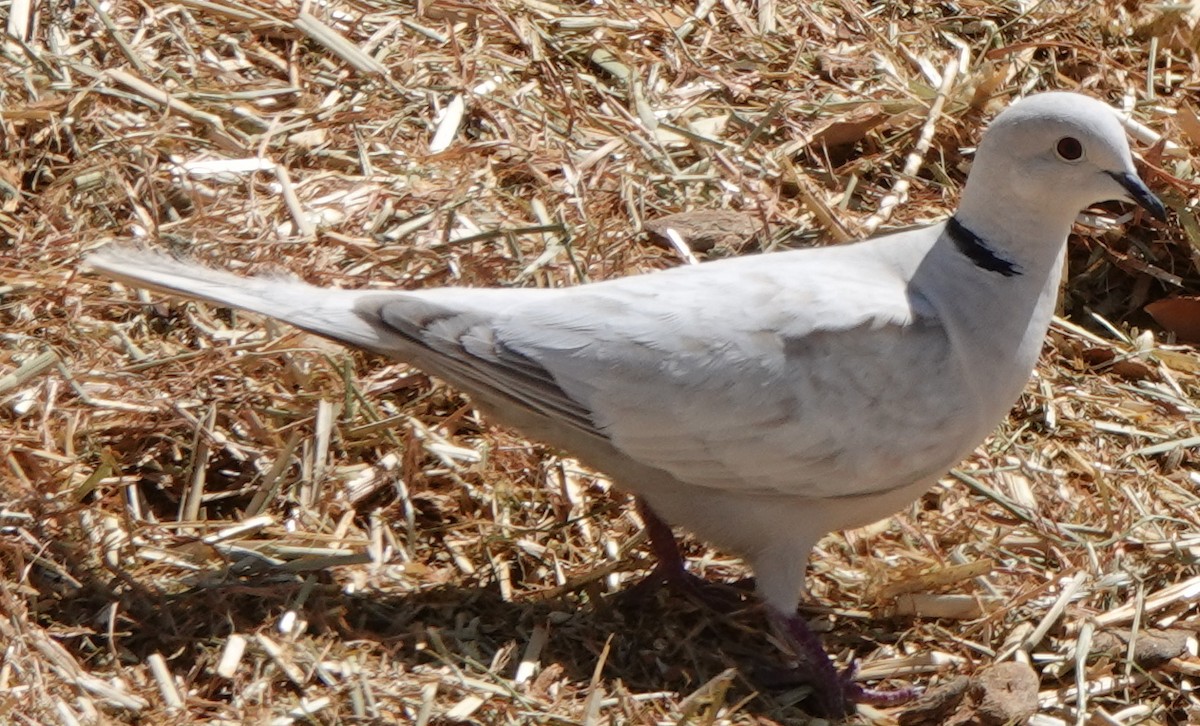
[
  {"xmin": 903, "ymin": 662, "xmax": 1039, "ymax": 725},
  {"xmin": 970, "ymin": 661, "xmax": 1039, "ymax": 725}
]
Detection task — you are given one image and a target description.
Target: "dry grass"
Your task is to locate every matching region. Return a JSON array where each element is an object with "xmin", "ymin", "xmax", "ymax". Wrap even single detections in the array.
[{"xmin": 4, "ymin": 1, "xmax": 1200, "ymax": 723}]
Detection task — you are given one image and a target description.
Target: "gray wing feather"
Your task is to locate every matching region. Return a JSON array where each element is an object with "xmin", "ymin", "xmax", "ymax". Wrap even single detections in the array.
[{"xmin": 489, "ymin": 256, "xmax": 967, "ymax": 499}]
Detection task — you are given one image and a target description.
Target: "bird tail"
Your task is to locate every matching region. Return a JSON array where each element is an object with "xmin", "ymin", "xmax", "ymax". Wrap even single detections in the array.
[{"xmin": 85, "ymin": 246, "xmax": 397, "ymax": 354}]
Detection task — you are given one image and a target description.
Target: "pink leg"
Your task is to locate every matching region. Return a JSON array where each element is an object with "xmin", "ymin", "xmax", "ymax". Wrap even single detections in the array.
[
  {"xmin": 625, "ymin": 499, "xmax": 749, "ymax": 606},
  {"xmin": 622, "ymin": 498, "xmax": 700, "ymax": 599},
  {"xmin": 638, "ymin": 498, "xmax": 690, "ymax": 582},
  {"xmin": 632, "ymin": 500, "xmax": 915, "ymax": 717}
]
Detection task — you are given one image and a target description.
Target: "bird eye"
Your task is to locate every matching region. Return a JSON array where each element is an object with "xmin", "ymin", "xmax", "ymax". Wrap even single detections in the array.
[{"xmin": 1055, "ymin": 136, "xmax": 1084, "ymax": 162}]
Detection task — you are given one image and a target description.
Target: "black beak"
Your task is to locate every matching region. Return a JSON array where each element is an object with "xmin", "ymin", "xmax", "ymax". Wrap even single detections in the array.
[{"xmin": 1107, "ymin": 170, "xmax": 1168, "ymax": 222}]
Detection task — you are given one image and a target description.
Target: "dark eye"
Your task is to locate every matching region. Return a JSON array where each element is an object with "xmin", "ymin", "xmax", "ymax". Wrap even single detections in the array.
[{"xmin": 1055, "ymin": 136, "xmax": 1084, "ymax": 161}]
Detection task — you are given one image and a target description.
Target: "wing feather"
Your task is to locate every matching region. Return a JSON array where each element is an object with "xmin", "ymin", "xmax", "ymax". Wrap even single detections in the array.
[{"xmin": 489, "ymin": 253, "xmax": 971, "ymax": 499}]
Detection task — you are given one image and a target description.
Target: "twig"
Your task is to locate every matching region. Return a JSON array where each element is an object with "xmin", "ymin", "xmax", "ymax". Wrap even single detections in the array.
[{"xmin": 860, "ymin": 56, "xmax": 959, "ymax": 235}]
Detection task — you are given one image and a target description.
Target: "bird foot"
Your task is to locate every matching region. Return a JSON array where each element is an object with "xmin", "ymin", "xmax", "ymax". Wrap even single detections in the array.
[
  {"xmin": 770, "ymin": 610, "xmax": 918, "ymax": 718},
  {"xmin": 621, "ymin": 559, "xmax": 750, "ymax": 611},
  {"xmin": 841, "ymin": 660, "xmax": 921, "ymax": 707}
]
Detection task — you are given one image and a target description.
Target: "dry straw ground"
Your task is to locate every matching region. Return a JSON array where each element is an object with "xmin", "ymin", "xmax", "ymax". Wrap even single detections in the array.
[{"xmin": 4, "ymin": 0, "xmax": 1200, "ymax": 724}]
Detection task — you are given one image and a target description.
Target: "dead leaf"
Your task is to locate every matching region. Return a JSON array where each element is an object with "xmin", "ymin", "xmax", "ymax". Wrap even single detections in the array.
[
  {"xmin": 644, "ymin": 211, "xmax": 764, "ymax": 253},
  {"xmin": 807, "ymin": 103, "xmax": 889, "ymax": 148},
  {"xmin": 1177, "ymin": 103, "xmax": 1200, "ymax": 151},
  {"xmin": 1080, "ymin": 347, "xmax": 1155, "ymax": 380},
  {"xmin": 898, "ymin": 676, "xmax": 970, "ymax": 725},
  {"xmin": 900, "ymin": 662, "xmax": 1038, "ymax": 726},
  {"xmin": 1091, "ymin": 628, "xmax": 1192, "ymax": 668},
  {"xmin": 1147, "ymin": 297, "xmax": 1200, "ymax": 343}
]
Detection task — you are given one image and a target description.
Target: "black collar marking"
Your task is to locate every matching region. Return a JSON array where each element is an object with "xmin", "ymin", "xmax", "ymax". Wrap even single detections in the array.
[{"xmin": 946, "ymin": 216, "xmax": 1021, "ymax": 277}]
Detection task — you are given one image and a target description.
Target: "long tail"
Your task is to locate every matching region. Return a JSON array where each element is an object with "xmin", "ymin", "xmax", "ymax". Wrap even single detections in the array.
[
  {"xmin": 86, "ymin": 246, "xmax": 399, "ymax": 354},
  {"xmin": 86, "ymin": 246, "xmax": 595, "ymax": 441}
]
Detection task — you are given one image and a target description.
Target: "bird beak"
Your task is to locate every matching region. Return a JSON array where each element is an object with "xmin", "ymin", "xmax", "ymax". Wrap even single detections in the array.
[{"xmin": 1107, "ymin": 170, "xmax": 1167, "ymax": 221}]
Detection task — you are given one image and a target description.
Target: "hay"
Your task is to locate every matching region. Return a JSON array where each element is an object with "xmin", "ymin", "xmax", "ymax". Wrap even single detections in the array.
[{"xmin": 3, "ymin": 0, "xmax": 1200, "ymax": 723}]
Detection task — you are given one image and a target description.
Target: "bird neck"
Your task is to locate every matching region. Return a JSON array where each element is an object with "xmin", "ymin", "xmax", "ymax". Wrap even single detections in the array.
[
  {"xmin": 944, "ymin": 217, "xmax": 1022, "ymax": 277},
  {"xmin": 953, "ymin": 177, "xmax": 1078, "ymax": 274}
]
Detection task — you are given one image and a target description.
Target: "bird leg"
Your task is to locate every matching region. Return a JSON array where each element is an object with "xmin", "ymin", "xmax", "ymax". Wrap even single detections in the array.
[
  {"xmin": 620, "ymin": 498, "xmax": 702, "ymax": 601},
  {"xmin": 638, "ymin": 497, "xmax": 690, "ymax": 581},
  {"xmin": 631, "ymin": 502, "xmax": 914, "ymax": 716},
  {"xmin": 770, "ymin": 609, "xmax": 918, "ymax": 718},
  {"xmin": 622, "ymin": 498, "xmax": 748, "ymax": 607}
]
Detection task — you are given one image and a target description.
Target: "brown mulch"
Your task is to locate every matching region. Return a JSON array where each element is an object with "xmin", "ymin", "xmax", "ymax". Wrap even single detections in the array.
[{"xmin": 4, "ymin": 1, "xmax": 1200, "ymax": 723}]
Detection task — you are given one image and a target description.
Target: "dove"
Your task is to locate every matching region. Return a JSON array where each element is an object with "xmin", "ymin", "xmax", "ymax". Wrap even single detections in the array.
[{"xmin": 86, "ymin": 91, "xmax": 1166, "ymax": 717}]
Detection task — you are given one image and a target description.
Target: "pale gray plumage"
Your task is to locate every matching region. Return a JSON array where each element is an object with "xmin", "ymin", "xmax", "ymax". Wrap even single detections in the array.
[{"xmin": 86, "ymin": 91, "xmax": 1166, "ymax": 716}]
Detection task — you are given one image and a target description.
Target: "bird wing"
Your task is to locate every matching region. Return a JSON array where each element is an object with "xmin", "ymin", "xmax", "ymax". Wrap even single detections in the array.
[
  {"xmin": 368, "ymin": 245, "xmax": 973, "ymax": 501},
  {"xmin": 479, "ymin": 251, "xmax": 971, "ymax": 500}
]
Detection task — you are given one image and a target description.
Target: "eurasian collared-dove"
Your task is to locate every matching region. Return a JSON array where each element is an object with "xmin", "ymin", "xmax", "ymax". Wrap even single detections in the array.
[{"xmin": 87, "ymin": 91, "xmax": 1167, "ymax": 717}]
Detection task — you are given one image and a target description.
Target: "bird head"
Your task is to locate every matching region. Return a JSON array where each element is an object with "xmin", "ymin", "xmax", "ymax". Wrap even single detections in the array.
[{"xmin": 967, "ymin": 92, "xmax": 1166, "ymax": 224}]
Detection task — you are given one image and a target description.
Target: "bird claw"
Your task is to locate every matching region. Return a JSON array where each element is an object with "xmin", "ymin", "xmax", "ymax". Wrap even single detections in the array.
[
  {"xmin": 771, "ymin": 611, "xmax": 917, "ymax": 718},
  {"xmin": 841, "ymin": 661, "xmax": 921, "ymax": 707}
]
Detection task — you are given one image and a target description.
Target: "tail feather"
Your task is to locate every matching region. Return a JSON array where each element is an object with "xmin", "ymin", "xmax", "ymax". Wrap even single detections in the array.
[
  {"xmin": 86, "ymin": 247, "xmax": 395, "ymax": 354},
  {"xmin": 85, "ymin": 246, "xmax": 596, "ymax": 442}
]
